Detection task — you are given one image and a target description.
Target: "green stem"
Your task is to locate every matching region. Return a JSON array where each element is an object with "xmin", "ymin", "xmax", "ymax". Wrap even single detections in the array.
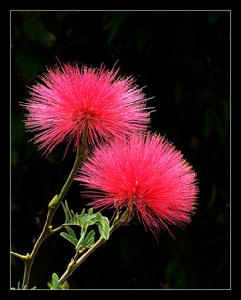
[
  {"xmin": 59, "ymin": 236, "xmax": 106, "ymax": 286},
  {"xmin": 22, "ymin": 253, "xmax": 31, "ymax": 289},
  {"xmin": 49, "ymin": 224, "xmax": 67, "ymax": 235},
  {"xmin": 10, "ymin": 251, "xmax": 27, "ymax": 261},
  {"xmin": 58, "ymin": 209, "xmax": 129, "ymax": 286},
  {"xmin": 20, "ymin": 126, "xmax": 89, "ymax": 289}
]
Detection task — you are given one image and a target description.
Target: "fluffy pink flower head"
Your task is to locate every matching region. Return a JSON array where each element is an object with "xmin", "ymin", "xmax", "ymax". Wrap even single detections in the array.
[
  {"xmin": 75, "ymin": 133, "xmax": 198, "ymax": 237},
  {"xmin": 21, "ymin": 63, "xmax": 151, "ymax": 155}
]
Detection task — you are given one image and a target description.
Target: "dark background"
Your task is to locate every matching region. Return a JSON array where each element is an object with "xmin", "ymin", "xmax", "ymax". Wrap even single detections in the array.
[{"xmin": 11, "ymin": 11, "xmax": 230, "ymax": 289}]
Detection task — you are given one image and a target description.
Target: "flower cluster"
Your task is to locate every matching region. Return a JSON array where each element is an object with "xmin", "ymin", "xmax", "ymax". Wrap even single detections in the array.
[
  {"xmin": 22, "ymin": 62, "xmax": 198, "ymax": 236},
  {"xmin": 75, "ymin": 133, "xmax": 198, "ymax": 236},
  {"xmin": 22, "ymin": 63, "xmax": 150, "ymax": 155}
]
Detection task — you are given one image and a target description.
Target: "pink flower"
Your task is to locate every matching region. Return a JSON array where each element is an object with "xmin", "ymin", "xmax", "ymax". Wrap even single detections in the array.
[
  {"xmin": 21, "ymin": 63, "xmax": 151, "ymax": 155},
  {"xmin": 75, "ymin": 133, "xmax": 198, "ymax": 236}
]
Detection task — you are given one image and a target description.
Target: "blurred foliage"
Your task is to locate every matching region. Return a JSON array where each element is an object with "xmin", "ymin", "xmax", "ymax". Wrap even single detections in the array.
[{"xmin": 11, "ymin": 11, "xmax": 230, "ymax": 289}]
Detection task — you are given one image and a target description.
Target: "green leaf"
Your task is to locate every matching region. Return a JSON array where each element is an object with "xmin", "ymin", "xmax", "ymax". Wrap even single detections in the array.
[
  {"xmin": 80, "ymin": 208, "xmax": 85, "ymax": 217},
  {"xmin": 98, "ymin": 216, "xmax": 110, "ymax": 240},
  {"xmin": 82, "ymin": 230, "xmax": 95, "ymax": 248},
  {"xmin": 62, "ymin": 200, "xmax": 73, "ymax": 222},
  {"xmin": 50, "ymin": 273, "xmax": 60, "ymax": 289},
  {"xmin": 66, "ymin": 204, "xmax": 73, "ymax": 222},
  {"xmin": 78, "ymin": 226, "xmax": 87, "ymax": 245},
  {"xmin": 88, "ymin": 207, "xmax": 94, "ymax": 215},
  {"xmin": 65, "ymin": 226, "xmax": 77, "ymax": 238},
  {"xmin": 60, "ymin": 232, "xmax": 78, "ymax": 246},
  {"xmin": 61, "ymin": 201, "xmax": 68, "ymax": 221},
  {"xmin": 80, "ymin": 212, "xmax": 96, "ymax": 228},
  {"xmin": 61, "ymin": 202, "xmax": 110, "ymax": 245},
  {"xmin": 62, "ymin": 201, "xmax": 88, "ymax": 226}
]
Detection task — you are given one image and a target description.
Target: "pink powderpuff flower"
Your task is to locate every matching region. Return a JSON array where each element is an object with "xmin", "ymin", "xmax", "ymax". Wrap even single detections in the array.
[
  {"xmin": 21, "ymin": 63, "xmax": 151, "ymax": 155},
  {"xmin": 75, "ymin": 133, "xmax": 198, "ymax": 237}
]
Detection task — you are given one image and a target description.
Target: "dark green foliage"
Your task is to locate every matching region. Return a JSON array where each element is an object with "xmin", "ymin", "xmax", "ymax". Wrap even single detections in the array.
[{"xmin": 11, "ymin": 11, "xmax": 230, "ymax": 289}]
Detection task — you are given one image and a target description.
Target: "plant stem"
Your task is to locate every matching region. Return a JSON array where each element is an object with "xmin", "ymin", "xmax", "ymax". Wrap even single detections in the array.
[
  {"xmin": 58, "ymin": 209, "xmax": 129, "ymax": 286},
  {"xmin": 59, "ymin": 236, "xmax": 105, "ymax": 286},
  {"xmin": 21, "ymin": 126, "xmax": 89, "ymax": 289},
  {"xmin": 49, "ymin": 224, "xmax": 67, "ymax": 235},
  {"xmin": 10, "ymin": 251, "xmax": 27, "ymax": 261}
]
